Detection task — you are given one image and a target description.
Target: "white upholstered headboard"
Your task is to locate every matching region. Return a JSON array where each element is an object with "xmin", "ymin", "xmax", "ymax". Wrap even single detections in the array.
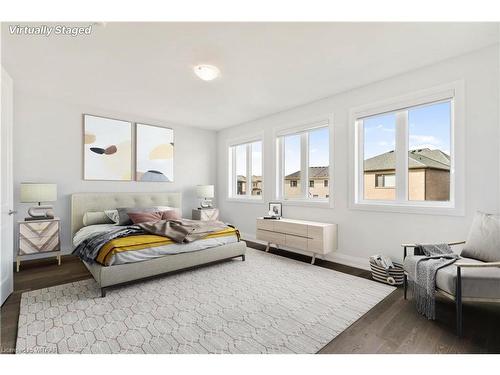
[{"xmin": 71, "ymin": 192, "xmax": 182, "ymax": 238}]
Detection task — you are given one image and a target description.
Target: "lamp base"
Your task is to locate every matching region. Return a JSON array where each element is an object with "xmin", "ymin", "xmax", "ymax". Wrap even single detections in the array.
[
  {"xmin": 199, "ymin": 199, "xmax": 213, "ymax": 209},
  {"xmin": 27, "ymin": 205, "xmax": 54, "ymax": 220},
  {"xmin": 24, "ymin": 217, "xmax": 52, "ymax": 221}
]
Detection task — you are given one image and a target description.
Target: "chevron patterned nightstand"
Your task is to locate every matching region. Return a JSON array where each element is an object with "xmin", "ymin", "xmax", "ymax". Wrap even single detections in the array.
[
  {"xmin": 192, "ymin": 208, "xmax": 219, "ymax": 221},
  {"xmin": 17, "ymin": 217, "xmax": 61, "ymax": 272}
]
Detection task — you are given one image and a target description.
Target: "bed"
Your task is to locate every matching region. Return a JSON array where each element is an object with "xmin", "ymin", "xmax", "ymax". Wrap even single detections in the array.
[{"xmin": 71, "ymin": 192, "xmax": 247, "ymax": 297}]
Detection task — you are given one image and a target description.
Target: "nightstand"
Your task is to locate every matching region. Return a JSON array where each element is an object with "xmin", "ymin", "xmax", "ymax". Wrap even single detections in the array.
[
  {"xmin": 192, "ymin": 208, "xmax": 220, "ymax": 221},
  {"xmin": 17, "ymin": 217, "xmax": 61, "ymax": 272}
]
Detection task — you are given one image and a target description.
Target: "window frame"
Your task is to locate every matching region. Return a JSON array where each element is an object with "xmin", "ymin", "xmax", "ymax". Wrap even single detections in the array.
[
  {"xmin": 275, "ymin": 116, "xmax": 334, "ymax": 206},
  {"xmin": 227, "ymin": 136, "xmax": 264, "ymax": 202},
  {"xmin": 349, "ymin": 82, "xmax": 465, "ymax": 216}
]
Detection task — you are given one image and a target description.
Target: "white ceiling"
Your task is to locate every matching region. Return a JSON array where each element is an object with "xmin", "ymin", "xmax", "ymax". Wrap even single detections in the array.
[{"xmin": 2, "ymin": 22, "xmax": 498, "ymax": 130}]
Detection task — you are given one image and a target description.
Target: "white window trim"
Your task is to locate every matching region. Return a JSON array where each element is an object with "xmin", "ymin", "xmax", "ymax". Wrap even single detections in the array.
[
  {"xmin": 274, "ymin": 114, "xmax": 334, "ymax": 207},
  {"xmin": 226, "ymin": 133, "xmax": 264, "ymax": 203},
  {"xmin": 349, "ymin": 81, "xmax": 465, "ymax": 216}
]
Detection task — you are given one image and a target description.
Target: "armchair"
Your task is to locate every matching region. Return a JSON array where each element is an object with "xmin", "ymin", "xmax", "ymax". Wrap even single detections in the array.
[{"xmin": 402, "ymin": 241, "xmax": 500, "ymax": 337}]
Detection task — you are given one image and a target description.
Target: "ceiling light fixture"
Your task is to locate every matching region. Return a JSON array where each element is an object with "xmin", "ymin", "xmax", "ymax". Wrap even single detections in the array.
[{"xmin": 193, "ymin": 64, "xmax": 220, "ymax": 81}]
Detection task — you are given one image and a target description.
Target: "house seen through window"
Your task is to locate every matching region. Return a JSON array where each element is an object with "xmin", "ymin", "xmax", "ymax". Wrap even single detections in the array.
[{"xmin": 360, "ymin": 100, "xmax": 451, "ymax": 203}]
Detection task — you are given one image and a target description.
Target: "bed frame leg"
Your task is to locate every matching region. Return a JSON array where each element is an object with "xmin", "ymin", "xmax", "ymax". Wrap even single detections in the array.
[
  {"xmin": 241, "ymin": 254, "xmax": 245, "ymax": 261},
  {"xmin": 101, "ymin": 287, "xmax": 107, "ymax": 298},
  {"xmin": 456, "ymin": 266, "xmax": 463, "ymax": 337},
  {"xmin": 403, "ymin": 274, "xmax": 408, "ymax": 300}
]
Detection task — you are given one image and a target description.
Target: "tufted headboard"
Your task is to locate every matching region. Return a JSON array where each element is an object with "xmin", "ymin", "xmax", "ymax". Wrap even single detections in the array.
[{"xmin": 71, "ymin": 192, "xmax": 182, "ymax": 238}]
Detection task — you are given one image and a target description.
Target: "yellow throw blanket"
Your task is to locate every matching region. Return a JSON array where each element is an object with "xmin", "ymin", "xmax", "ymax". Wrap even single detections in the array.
[{"xmin": 96, "ymin": 227, "xmax": 239, "ymax": 265}]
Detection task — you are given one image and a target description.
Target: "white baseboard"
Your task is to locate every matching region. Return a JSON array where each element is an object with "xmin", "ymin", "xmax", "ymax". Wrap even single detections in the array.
[{"xmin": 241, "ymin": 232, "xmax": 370, "ymax": 271}]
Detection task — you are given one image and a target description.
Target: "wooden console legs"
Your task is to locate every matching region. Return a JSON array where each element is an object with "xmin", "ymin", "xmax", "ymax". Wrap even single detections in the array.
[{"xmin": 311, "ymin": 253, "xmax": 316, "ymax": 265}]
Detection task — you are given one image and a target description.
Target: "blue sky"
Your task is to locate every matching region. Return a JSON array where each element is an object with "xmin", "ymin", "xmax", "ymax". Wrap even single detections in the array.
[
  {"xmin": 235, "ymin": 141, "xmax": 263, "ymax": 176},
  {"xmin": 364, "ymin": 101, "xmax": 451, "ymax": 159}
]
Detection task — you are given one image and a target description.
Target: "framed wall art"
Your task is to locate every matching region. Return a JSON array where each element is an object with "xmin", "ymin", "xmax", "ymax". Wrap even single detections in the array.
[
  {"xmin": 135, "ymin": 123, "xmax": 174, "ymax": 182},
  {"xmin": 83, "ymin": 114, "xmax": 132, "ymax": 181}
]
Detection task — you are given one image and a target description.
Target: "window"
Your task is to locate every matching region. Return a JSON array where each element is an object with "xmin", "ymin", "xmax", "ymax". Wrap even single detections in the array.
[
  {"xmin": 228, "ymin": 140, "xmax": 263, "ymax": 199},
  {"xmin": 278, "ymin": 123, "xmax": 330, "ymax": 201},
  {"xmin": 251, "ymin": 141, "xmax": 262, "ymax": 196},
  {"xmin": 308, "ymin": 127, "xmax": 330, "ymax": 199},
  {"xmin": 375, "ymin": 174, "xmax": 395, "ymax": 188},
  {"xmin": 363, "ymin": 113, "xmax": 396, "ymax": 200},
  {"xmin": 353, "ymin": 88, "xmax": 457, "ymax": 212},
  {"xmin": 408, "ymin": 101, "xmax": 451, "ymax": 201},
  {"xmin": 283, "ymin": 134, "xmax": 302, "ymax": 198},
  {"xmin": 234, "ymin": 144, "xmax": 247, "ymax": 196}
]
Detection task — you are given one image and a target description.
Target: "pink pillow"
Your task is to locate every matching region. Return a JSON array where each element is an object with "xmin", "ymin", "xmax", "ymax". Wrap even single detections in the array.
[
  {"xmin": 161, "ymin": 210, "xmax": 181, "ymax": 220},
  {"xmin": 128, "ymin": 211, "xmax": 163, "ymax": 224}
]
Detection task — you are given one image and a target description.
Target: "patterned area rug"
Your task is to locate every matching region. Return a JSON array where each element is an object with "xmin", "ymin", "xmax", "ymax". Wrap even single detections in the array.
[{"xmin": 16, "ymin": 248, "xmax": 394, "ymax": 354}]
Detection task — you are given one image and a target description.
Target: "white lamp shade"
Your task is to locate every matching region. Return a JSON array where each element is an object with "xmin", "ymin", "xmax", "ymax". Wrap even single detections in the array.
[
  {"xmin": 20, "ymin": 183, "xmax": 57, "ymax": 203},
  {"xmin": 196, "ymin": 185, "xmax": 214, "ymax": 198}
]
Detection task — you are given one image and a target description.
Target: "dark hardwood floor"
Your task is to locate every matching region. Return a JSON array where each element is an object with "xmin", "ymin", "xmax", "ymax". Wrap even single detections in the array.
[{"xmin": 2, "ymin": 242, "xmax": 500, "ymax": 354}]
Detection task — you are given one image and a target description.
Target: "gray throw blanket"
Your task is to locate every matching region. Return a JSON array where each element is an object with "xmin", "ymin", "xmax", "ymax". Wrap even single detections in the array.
[
  {"xmin": 73, "ymin": 226, "xmax": 143, "ymax": 263},
  {"xmin": 405, "ymin": 244, "xmax": 459, "ymax": 320}
]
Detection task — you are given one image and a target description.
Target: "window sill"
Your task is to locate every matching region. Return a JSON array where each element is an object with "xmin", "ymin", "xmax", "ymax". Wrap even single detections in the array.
[
  {"xmin": 226, "ymin": 197, "xmax": 265, "ymax": 205},
  {"xmin": 350, "ymin": 201, "xmax": 464, "ymax": 216},
  {"xmin": 281, "ymin": 199, "xmax": 332, "ymax": 209}
]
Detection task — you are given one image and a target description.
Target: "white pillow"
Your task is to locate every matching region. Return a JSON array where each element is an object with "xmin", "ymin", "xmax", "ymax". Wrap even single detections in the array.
[
  {"xmin": 461, "ymin": 211, "xmax": 500, "ymax": 262},
  {"xmin": 83, "ymin": 211, "xmax": 114, "ymax": 226}
]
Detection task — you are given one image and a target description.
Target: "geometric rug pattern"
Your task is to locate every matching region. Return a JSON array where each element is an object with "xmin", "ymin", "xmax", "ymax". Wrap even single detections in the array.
[{"xmin": 16, "ymin": 248, "xmax": 394, "ymax": 354}]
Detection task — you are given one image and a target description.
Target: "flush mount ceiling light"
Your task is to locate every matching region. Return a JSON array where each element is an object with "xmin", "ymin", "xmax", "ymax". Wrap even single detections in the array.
[{"xmin": 193, "ymin": 64, "xmax": 220, "ymax": 81}]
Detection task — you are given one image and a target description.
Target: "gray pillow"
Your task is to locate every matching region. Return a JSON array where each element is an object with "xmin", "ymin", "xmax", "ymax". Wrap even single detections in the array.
[
  {"xmin": 116, "ymin": 206, "xmax": 175, "ymax": 226},
  {"xmin": 461, "ymin": 211, "xmax": 500, "ymax": 262},
  {"xmin": 83, "ymin": 211, "xmax": 114, "ymax": 226},
  {"xmin": 104, "ymin": 209, "xmax": 119, "ymax": 224}
]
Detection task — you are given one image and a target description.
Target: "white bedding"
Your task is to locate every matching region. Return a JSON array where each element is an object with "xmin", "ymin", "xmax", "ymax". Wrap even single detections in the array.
[
  {"xmin": 73, "ymin": 223, "xmax": 239, "ymax": 266},
  {"xmin": 73, "ymin": 224, "xmax": 122, "ymax": 247}
]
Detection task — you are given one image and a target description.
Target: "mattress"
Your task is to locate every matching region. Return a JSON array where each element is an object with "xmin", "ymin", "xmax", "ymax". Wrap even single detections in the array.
[{"xmin": 73, "ymin": 223, "xmax": 239, "ymax": 266}]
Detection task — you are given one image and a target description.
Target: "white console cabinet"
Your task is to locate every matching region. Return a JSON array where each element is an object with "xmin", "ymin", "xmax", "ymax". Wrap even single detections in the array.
[{"xmin": 256, "ymin": 217, "xmax": 337, "ymax": 264}]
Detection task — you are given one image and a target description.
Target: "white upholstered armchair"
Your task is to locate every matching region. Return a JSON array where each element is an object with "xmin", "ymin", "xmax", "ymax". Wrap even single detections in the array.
[{"xmin": 402, "ymin": 212, "xmax": 500, "ymax": 337}]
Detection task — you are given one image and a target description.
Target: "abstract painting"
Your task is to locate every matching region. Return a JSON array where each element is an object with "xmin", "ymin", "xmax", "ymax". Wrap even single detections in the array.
[
  {"xmin": 136, "ymin": 123, "xmax": 174, "ymax": 182},
  {"xmin": 83, "ymin": 115, "xmax": 132, "ymax": 180}
]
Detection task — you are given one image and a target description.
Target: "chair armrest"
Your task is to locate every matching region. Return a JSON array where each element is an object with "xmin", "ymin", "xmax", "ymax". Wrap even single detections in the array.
[
  {"xmin": 401, "ymin": 241, "xmax": 466, "ymax": 247},
  {"xmin": 402, "ymin": 241, "xmax": 466, "ymax": 260},
  {"xmin": 455, "ymin": 261, "xmax": 500, "ymax": 268}
]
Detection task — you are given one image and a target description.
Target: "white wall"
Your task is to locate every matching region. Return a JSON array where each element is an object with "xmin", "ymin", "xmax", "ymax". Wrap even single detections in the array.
[
  {"xmin": 216, "ymin": 45, "xmax": 500, "ymax": 269},
  {"xmin": 13, "ymin": 91, "xmax": 217, "ymax": 255}
]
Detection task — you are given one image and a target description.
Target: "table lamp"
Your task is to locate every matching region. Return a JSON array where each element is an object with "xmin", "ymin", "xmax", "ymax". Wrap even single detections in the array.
[
  {"xmin": 20, "ymin": 183, "xmax": 57, "ymax": 221},
  {"xmin": 196, "ymin": 185, "xmax": 214, "ymax": 209}
]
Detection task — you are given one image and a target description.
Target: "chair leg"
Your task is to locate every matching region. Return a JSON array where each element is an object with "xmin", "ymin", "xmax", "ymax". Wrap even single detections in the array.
[
  {"xmin": 456, "ymin": 266, "xmax": 463, "ymax": 337},
  {"xmin": 101, "ymin": 287, "xmax": 107, "ymax": 298},
  {"xmin": 403, "ymin": 274, "xmax": 408, "ymax": 300},
  {"xmin": 241, "ymin": 254, "xmax": 245, "ymax": 261}
]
